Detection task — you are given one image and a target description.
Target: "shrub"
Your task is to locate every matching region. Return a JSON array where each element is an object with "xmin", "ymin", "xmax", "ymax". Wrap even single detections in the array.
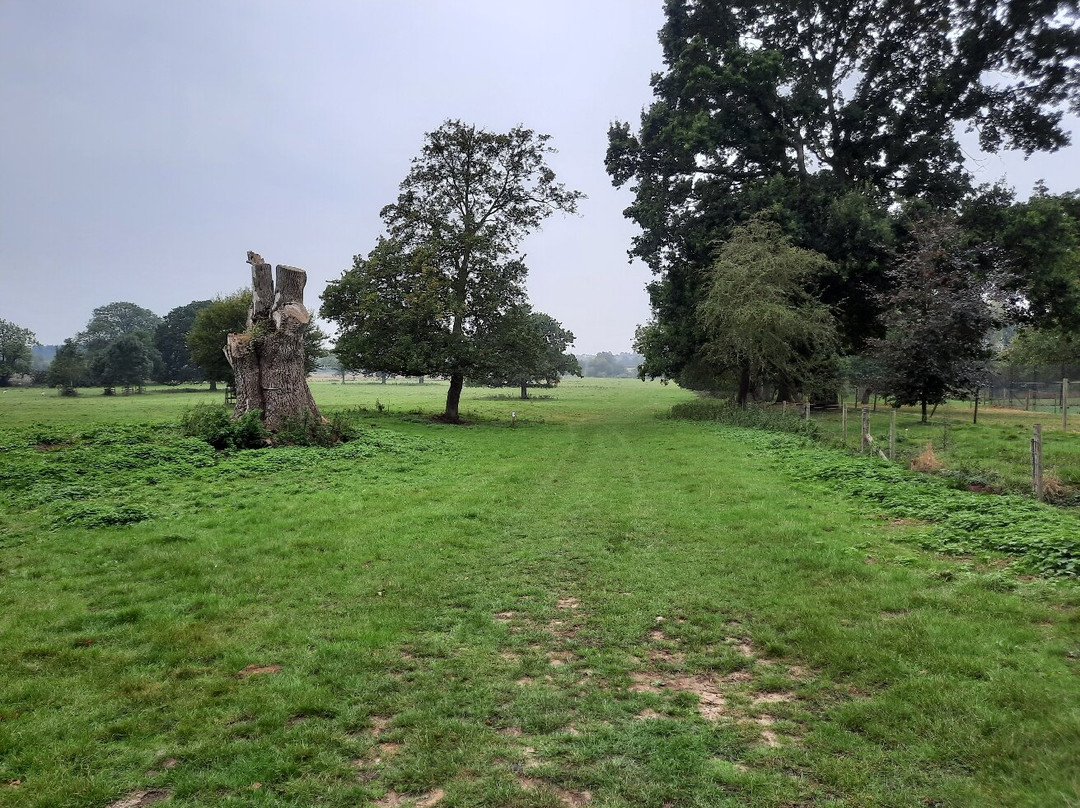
[
  {"xmin": 180, "ymin": 404, "xmax": 268, "ymax": 450},
  {"xmin": 274, "ymin": 409, "xmax": 357, "ymax": 447},
  {"xmin": 669, "ymin": 398, "xmax": 821, "ymax": 439}
]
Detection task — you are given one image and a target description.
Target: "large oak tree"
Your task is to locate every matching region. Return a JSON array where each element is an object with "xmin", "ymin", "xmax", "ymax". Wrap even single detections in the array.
[
  {"xmin": 323, "ymin": 120, "xmax": 582, "ymax": 422},
  {"xmin": 607, "ymin": 0, "xmax": 1080, "ymax": 386}
]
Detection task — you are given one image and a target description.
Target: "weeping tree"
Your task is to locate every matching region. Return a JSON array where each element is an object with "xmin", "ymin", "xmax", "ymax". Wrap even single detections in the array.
[
  {"xmin": 693, "ymin": 217, "xmax": 839, "ymax": 406},
  {"xmin": 224, "ymin": 252, "xmax": 322, "ymax": 431}
]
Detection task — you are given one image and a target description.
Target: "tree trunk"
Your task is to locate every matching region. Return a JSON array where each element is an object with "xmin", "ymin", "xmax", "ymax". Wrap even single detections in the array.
[
  {"xmin": 444, "ymin": 373, "xmax": 464, "ymax": 422},
  {"xmin": 921, "ymin": 400, "xmax": 928, "ymax": 423},
  {"xmin": 208, "ymin": 380, "xmax": 218, "ymax": 392},
  {"xmin": 520, "ymin": 383, "xmax": 529, "ymax": 400},
  {"xmin": 224, "ymin": 252, "xmax": 322, "ymax": 432},
  {"xmin": 736, "ymin": 362, "xmax": 751, "ymax": 407}
]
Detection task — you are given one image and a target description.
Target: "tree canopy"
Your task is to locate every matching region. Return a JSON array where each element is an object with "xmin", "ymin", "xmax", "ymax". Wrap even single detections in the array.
[
  {"xmin": 870, "ymin": 217, "xmax": 1002, "ymax": 421},
  {"xmin": 91, "ymin": 333, "xmax": 155, "ymax": 390},
  {"xmin": 155, "ymin": 300, "xmax": 213, "ymax": 384},
  {"xmin": 0, "ymin": 318, "xmax": 36, "ymax": 386},
  {"xmin": 469, "ymin": 306, "xmax": 581, "ymax": 399},
  {"xmin": 46, "ymin": 339, "xmax": 89, "ymax": 392},
  {"xmin": 323, "ymin": 120, "xmax": 583, "ymax": 422},
  {"xmin": 77, "ymin": 301, "xmax": 162, "ymax": 355},
  {"xmin": 607, "ymin": 0, "xmax": 1080, "ymax": 388},
  {"xmin": 188, "ymin": 291, "xmax": 326, "ymax": 388},
  {"xmin": 694, "ymin": 217, "xmax": 838, "ymax": 405}
]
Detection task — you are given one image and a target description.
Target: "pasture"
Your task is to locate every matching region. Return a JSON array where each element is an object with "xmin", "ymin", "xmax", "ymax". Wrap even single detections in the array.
[{"xmin": 1, "ymin": 379, "xmax": 1078, "ymax": 808}]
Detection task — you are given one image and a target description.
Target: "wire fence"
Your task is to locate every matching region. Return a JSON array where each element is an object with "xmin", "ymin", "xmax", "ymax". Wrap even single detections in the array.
[{"xmin": 982, "ymin": 363, "xmax": 1079, "ymax": 414}]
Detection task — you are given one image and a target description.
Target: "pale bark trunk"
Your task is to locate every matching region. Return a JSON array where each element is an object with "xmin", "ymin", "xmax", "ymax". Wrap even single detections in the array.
[{"xmin": 224, "ymin": 252, "xmax": 322, "ymax": 432}]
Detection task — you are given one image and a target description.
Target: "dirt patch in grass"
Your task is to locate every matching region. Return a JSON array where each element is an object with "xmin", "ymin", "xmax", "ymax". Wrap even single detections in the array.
[
  {"xmin": 555, "ymin": 786, "xmax": 593, "ymax": 806},
  {"xmin": 107, "ymin": 790, "xmax": 170, "ymax": 808},
  {"xmin": 557, "ymin": 596, "xmax": 580, "ymax": 610},
  {"xmin": 237, "ymin": 664, "xmax": 281, "ymax": 678}
]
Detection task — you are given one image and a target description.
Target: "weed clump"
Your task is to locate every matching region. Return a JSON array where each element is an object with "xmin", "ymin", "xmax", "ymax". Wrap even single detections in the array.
[
  {"xmin": 274, "ymin": 410, "xmax": 357, "ymax": 447},
  {"xmin": 670, "ymin": 398, "xmax": 820, "ymax": 439},
  {"xmin": 909, "ymin": 442, "xmax": 942, "ymax": 472},
  {"xmin": 180, "ymin": 404, "xmax": 268, "ymax": 450}
]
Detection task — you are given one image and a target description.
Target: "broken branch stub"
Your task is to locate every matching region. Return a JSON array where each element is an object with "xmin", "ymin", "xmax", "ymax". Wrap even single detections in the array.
[{"xmin": 225, "ymin": 252, "xmax": 322, "ymax": 431}]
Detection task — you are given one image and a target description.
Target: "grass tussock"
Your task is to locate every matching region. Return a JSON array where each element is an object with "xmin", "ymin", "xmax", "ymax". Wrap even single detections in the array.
[{"xmin": 910, "ymin": 441, "xmax": 943, "ymax": 472}]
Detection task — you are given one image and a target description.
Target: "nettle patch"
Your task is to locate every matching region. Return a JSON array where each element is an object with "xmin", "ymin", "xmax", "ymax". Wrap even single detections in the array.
[
  {"xmin": 740, "ymin": 429, "xmax": 1080, "ymax": 577},
  {"xmin": 0, "ymin": 420, "xmax": 442, "ymax": 536}
]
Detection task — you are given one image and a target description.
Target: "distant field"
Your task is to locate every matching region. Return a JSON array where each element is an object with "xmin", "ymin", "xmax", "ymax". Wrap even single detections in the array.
[{"xmin": 2, "ymin": 378, "xmax": 1079, "ymax": 807}]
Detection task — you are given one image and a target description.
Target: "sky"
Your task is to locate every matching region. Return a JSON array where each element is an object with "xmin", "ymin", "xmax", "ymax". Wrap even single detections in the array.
[{"xmin": 1, "ymin": 1, "xmax": 1078, "ymax": 354}]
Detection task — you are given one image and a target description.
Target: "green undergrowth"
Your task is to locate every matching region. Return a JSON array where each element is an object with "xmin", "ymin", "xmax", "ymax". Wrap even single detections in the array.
[
  {"xmin": 735, "ymin": 428, "xmax": 1080, "ymax": 577},
  {"xmin": 0, "ymin": 419, "xmax": 440, "ymax": 537},
  {"xmin": 670, "ymin": 398, "xmax": 821, "ymax": 440}
]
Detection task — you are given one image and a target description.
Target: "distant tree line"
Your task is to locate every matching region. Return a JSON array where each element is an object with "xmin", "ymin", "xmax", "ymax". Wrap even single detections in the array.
[{"xmin": 576, "ymin": 352, "xmax": 644, "ymax": 378}]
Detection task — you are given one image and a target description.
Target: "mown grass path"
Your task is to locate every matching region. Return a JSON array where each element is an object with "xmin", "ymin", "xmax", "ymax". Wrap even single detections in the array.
[{"xmin": 1, "ymin": 380, "xmax": 1078, "ymax": 807}]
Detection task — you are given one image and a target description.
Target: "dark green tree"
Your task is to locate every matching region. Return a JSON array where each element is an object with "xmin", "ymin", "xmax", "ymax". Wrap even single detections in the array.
[
  {"xmin": 188, "ymin": 291, "xmax": 326, "ymax": 390},
  {"xmin": 695, "ymin": 217, "xmax": 838, "ymax": 405},
  {"xmin": 323, "ymin": 120, "xmax": 583, "ymax": 422},
  {"xmin": 91, "ymin": 333, "xmax": 155, "ymax": 391},
  {"xmin": 188, "ymin": 293, "xmax": 250, "ymax": 389},
  {"xmin": 77, "ymin": 302, "xmax": 162, "ymax": 354},
  {"xmin": 962, "ymin": 184, "xmax": 1080, "ymax": 331},
  {"xmin": 470, "ymin": 306, "xmax": 581, "ymax": 399},
  {"xmin": 0, "ymin": 318, "xmax": 36, "ymax": 386},
  {"xmin": 607, "ymin": 0, "xmax": 1080, "ymax": 386},
  {"xmin": 46, "ymin": 339, "xmax": 89, "ymax": 392},
  {"xmin": 155, "ymin": 300, "xmax": 213, "ymax": 384},
  {"xmin": 870, "ymin": 217, "xmax": 1002, "ymax": 422}
]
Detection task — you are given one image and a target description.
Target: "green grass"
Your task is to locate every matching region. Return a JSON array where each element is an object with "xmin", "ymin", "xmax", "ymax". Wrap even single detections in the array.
[
  {"xmin": 806, "ymin": 399, "xmax": 1080, "ymax": 504},
  {"xmin": 2, "ymin": 379, "xmax": 1079, "ymax": 807}
]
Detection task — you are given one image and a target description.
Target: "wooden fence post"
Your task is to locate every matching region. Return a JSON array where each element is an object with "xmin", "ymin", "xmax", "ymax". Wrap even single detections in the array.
[
  {"xmin": 842, "ymin": 402, "xmax": 848, "ymax": 447},
  {"xmin": 861, "ymin": 407, "xmax": 870, "ymax": 453},
  {"xmin": 1032, "ymin": 424, "xmax": 1043, "ymax": 502},
  {"xmin": 889, "ymin": 408, "xmax": 897, "ymax": 461},
  {"xmin": 804, "ymin": 400, "xmax": 811, "ymax": 420},
  {"xmin": 1063, "ymin": 378, "xmax": 1069, "ymax": 432}
]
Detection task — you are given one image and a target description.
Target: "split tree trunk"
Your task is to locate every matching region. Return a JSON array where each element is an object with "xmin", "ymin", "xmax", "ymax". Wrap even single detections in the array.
[{"xmin": 224, "ymin": 251, "xmax": 322, "ymax": 432}]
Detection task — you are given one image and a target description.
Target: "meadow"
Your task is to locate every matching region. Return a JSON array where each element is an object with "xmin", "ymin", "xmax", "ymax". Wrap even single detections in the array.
[{"xmin": 1, "ymin": 379, "xmax": 1079, "ymax": 808}]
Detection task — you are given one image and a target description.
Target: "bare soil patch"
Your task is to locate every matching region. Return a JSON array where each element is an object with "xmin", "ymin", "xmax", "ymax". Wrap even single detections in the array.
[
  {"xmin": 237, "ymin": 664, "xmax": 281, "ymax": 678},
  {"xmin": 107, "ymin": 790, "xmax": 170, "ymax": 808}
]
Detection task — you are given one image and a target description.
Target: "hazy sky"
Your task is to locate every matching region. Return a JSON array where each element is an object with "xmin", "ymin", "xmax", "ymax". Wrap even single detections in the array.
[{"xmin": 2, "ymin": 2, "xmax": 1078, "ymax": 353}]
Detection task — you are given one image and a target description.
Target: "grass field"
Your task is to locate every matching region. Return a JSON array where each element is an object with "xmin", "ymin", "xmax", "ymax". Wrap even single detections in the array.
[{"xmin": 2, "ymin": 379, "xmax": 1079, "ymax": 807}]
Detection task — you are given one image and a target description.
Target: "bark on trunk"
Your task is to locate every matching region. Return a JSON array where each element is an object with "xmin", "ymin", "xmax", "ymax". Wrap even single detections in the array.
[
  {"xmin": 520, "ymin": 383, "xmax": 529, "ymax": 400},
  {"xmin": 224, "ymin": 251, "xmax": 322, "ymax": 431},
  {"xmin": 736, "ymin": 362, "xmax": 751, "ymax": 408},
  {"xmin": 444, "ymin": 373, "xmax": 464, "ymax": 422}
]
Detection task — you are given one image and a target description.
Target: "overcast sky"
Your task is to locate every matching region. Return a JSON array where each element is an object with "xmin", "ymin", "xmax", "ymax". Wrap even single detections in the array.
[{"xmin": 2, "ymin": 2, "xmax": 1078, "ymax": 353}]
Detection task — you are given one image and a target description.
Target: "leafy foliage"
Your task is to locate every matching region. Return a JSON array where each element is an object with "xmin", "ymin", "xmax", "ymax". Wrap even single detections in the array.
[
  {"xmin": 746, "ymin": 430, "xmax": 1080, "ymax": 577},
  {"xmin": 323, "ymin": 120, "xmax": 583, "ymax": 422},
  {"xmin": 469, "ymin": 306, "xmax": 581, "ymax": 397},
  {"xmin": 962, "ymin": 185, "xmax": 1080, "ymax": 331},
  {"xmin": 607, "ymin": 0, "xmax": 1080, "ymax": 382},
  {"xmin": 90, "ymin": 333, "xmax": 156, "ymax": 390},
  {"xmin": 870, "ymin": 217, "xmax": 1002, "ymax": 421},
  {"xmin": 154, "ymin": 300, "xmax": 212, "ymax": 383},
  {"xmin": 696, "ymin": 217, "xmax": 838, "ymax": 404},
  {"xmin": 179, "ymin": 403, "xmax": 268, "ymax": 450},
  {"xmin": 45, "ymin": 338, "xmax": 90, "ymax": 391},
  {"xmin": 0, "ymin": 317, "xmax": 37, "ymax": 385},
  {"xmin": 76, "ymin": 301, "xmax": 161, "ymax": 355},
  {"xmin": 670, "ymin": 398, "xmax": 821, "ymax": 439}
]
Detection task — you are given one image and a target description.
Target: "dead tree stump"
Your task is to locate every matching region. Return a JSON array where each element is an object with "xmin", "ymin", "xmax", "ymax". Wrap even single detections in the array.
[{"xmin": 225, "ymin": 251, "xmax": 322, "ymax": 432}]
